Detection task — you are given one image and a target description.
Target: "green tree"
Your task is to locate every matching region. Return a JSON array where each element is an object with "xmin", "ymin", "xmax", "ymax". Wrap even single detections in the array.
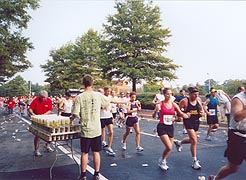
[
  {"xmin": 41, "ymin": 43, "xmax": 75, "ymax": 95},
  {"xmin": 0, "ymin": 0, "xmax": 39, "ymax": 83},
  {"xmin": 0, "ymin": 75, "xmax": 29, "ymax": 96},
  {"xmin": 223, "ymin": 79, "xmax": 245, "ymax": 95},
  {"xmin": 101, "ymin": 0, "xmax": 180, "ymax": 92},
  {"xmin": 72, "ymin": 29, "xmax": 103, "ymax": 85},
  {"xmin": 41, "ymin": 29, "xmax": 103, "ymax": 93}
]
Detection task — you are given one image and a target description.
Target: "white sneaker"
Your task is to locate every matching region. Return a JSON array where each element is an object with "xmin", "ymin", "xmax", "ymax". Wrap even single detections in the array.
[
  {"xmin": 192, "ymin": 160, "xmax": 202, "ymax": 170},
  {"xmin": 130, "ymin": 128, "xmax": 133, "ymax": 133},
  {"xmin": 106, "ymin": 147, "xmax": 116, "ymax": 156},
  {"xmin": 211, "ymin": 128, "xmax": 217, "ymax": 132},
  {"xmin": 102, "ymin": 141, "xmax": 108, "ymax": 148},
  {"xmin": 159, "ymin": 160, "xmax": 169, "ymax": 170},
  {"xmin": 183, "ymin": 128, "xmax": 187, "ymax": 134},
  {"xmin": 34, "ymin": 150, "xmax": 42, "ymax": 157},
  {"xmin": 174, "ymin": 139, "xmax": 182, "ymax": 152},
  {"xmin": 136, "ymin": 146, "xmax": 144, "ymax": 152},
  {"xmin": 122, "ymin": 141, "xmax": 126, "ymax": 150},
  {"xmin": 44, "ymin": 146, "xmax": 54, "ymax": 153},
  {"xmin": 205, "ymin": 135, "xmax": 212, "ymax": 141}
]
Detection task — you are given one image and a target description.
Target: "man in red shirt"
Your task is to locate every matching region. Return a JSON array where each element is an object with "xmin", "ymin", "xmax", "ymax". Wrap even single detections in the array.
[
  {"xmin": 6, "ymin": 97, "xmax": 16, "ymax": 116},
  {"xmin": 29, "ymin": 90, "xmax": 53, "ymax": 156}
]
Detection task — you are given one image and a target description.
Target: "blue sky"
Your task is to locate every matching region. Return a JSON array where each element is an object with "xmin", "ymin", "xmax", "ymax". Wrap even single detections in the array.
[{"xmin": 21, "ymin": 0, "xmax": 246, "ymax": 87}]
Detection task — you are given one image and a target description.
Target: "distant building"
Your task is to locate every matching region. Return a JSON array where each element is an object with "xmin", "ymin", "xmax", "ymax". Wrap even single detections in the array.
[{"xmin": 111, "ymin": 79, "xmax": 131, "ymax": 94}]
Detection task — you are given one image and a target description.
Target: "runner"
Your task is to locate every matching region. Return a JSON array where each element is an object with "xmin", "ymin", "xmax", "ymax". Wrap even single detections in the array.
[
  {"xmin": 121, "ymin": 91, "xmax": 144, "ymax": 152},
  {"xmin": 100, "ymin": 86, "xmax": 116, "ymax": 156},
  {"xmin": 174, "ymin": 89, "xmax": 187, "ymax": 134},
  {"xmin": 174, "ymin": 86, "xmax": 204, "ymax": 170},
  {"xmin": 152, "ymin": 87, "xmax": 164, "ymax": 119},
  {"xmin": 208, "ymin": 91, "xmax": 246, "ymax": 180},
  {"xmin": 203, "ymin": 88, "xmax": 219, "ymax": 141},
  {"xmin": 157, "ymin": 88, "xmax": 188, "ymax": 170}
]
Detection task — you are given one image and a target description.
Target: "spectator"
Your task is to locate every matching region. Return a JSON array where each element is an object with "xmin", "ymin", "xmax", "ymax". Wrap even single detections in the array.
[
  {"xmin": 28, "ymin": 90, "xmax": 53, "ymax": 157},
  {"xmin": 6, "ymin": 96, "xmax": 16, "ymax": 117},
  {"xmin": 70, "ymin": 75, "xmax": 111, "ymax": 180}
]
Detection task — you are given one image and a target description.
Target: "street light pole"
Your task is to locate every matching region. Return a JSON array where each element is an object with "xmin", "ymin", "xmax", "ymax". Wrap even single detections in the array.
[
  {"xmin": 207, "ymin": 73, "xmax": 211, "ymax": 92},
  {"xmin": 28, "ymin": 81, "xmax": 31, "ymax": 96}
]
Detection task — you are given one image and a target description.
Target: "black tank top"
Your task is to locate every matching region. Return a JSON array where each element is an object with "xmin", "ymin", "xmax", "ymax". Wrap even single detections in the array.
[{"xmin": 184, "ymin": 97, "xmax": 201, "ymax": 121}]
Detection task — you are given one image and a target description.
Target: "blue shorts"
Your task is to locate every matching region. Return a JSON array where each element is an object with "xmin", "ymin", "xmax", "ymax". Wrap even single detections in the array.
[{"xmin": 126, "ymin": 116, "xmax": 138, "ymax": 127}]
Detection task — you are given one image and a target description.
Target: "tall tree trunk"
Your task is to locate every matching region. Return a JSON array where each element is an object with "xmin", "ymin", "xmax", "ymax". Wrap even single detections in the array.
[{"xmin": 132, "ymin": 78, "xmax": 137, "ymax": 92}]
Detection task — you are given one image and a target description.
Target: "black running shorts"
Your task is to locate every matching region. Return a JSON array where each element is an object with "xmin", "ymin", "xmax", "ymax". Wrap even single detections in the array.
[
  {"xmin": 100, "ymin": 117, "xmax": 113, "ymax": 128},
  {"xmin": 157, "ymin": 123, "xmax": 174, "ymax": 138},
  {"xmin": 80, "ymin": 135, "xmax": 102, "ymax": 153}
]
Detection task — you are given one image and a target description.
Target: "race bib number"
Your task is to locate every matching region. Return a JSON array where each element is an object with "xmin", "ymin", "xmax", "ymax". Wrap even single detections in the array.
[
  {"xmin": 132, "ymin": 108, "xmax": 137, "ymax": 116},
  {"xmin": 163, "ymin": 115, "xmax": 174, "ymax": 125},
  {"xmin": 209, "ymin": 109, "xmax": 216, "ymax": 116}
]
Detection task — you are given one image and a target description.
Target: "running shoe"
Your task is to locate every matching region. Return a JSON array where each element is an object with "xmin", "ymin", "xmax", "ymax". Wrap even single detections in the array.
[
  {"xmin": 130, "ymin": 128, "xmax": 133, "ymax": 133},
  {"xmin": 34, "ymin": 150, "xmax": 42, "ymax": 157},
  {"xmin": 192, "ymin": 160, "xmax": 202, "ymax": 170},
  {"xmin": 174, "ymin": 139, "xmax": 182, "ymax": 152},
  {"xmin": 102, "ymin": 141, "xmax": 108, "ymax": 148},
  {"xmin": 136, "ymin": 146, "xmax": 144, "ymax": 152},
  {"xmin": 44, "ymin": 146, "xmax": 54, "ymax": 153},
  {"xmin": 93, "ymin": 175, "xmax": 100, "ymax": 180},
  {"xmin": 78, "ymin": 176, "xmax": 87, "ymax": 180},
  {"xmin": 205, "ymin": 135, "xmax": 212, "ymax": 141},
  {"xmin": 78, "ymin": 175, "xmax": 87, "ymax": 180},
  {"xmin": 208, "ymin": 175, "xmax": 216, "ymax": 180},
  {"xmin": 183, "ymin": 128, "xmax": 188, "ymax": 134},
  {"xmin": 158, "ymin": 159, "xmax": 169, "ymax": 170},
  {"xmin": 211, "ymin": 128, "xmax": 217, "ymax": 132},
  {"xmin": 106, "ymin": 147, "xmax": 116, "ymax": 156},
  {"xmin": 121, "ymin": 141, "xmax": 126, "ymax": 150}
]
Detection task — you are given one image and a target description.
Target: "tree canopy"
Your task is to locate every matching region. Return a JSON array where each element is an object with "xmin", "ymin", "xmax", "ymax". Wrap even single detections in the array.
[
  {"xmin": 0, "ymin": 0, "xmax": 39, "ymax": 84},
  {"xmin": 101, "ymin": 0, "xmax": 180, "ymax": 91},
  {"xmin": 41, "ymin": 29, "xmax": 107, "ymax": 94}
]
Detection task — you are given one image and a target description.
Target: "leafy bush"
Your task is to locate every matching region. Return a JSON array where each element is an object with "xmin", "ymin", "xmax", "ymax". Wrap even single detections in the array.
[{"xmin": 137, "ymin": 93, "xmax": 155, "ymax": 110}]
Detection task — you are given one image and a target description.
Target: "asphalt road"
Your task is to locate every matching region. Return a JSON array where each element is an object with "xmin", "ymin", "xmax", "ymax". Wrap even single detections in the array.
[{"xmin": 0, "ymin": 108, "xmax": 245, "ymax": 180}]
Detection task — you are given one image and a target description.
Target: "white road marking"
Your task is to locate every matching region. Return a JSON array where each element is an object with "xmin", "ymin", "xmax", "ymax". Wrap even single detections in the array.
[
  {"xmin": 17, "ymin": 114, "xmax": 108, "ymax": 180},
  {"xmin": 140, "ymin": 131, "xmax": 159, "ymax": 137}
]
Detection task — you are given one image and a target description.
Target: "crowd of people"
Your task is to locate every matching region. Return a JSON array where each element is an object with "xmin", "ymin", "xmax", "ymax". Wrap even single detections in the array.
[{"xmin": 0, "ymin": 78, "xmax": 245, "ymax": 180}]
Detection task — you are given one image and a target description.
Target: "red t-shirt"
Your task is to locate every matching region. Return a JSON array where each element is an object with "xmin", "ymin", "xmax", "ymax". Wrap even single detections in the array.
[
  {"xmin": 7, "ymin": 100, "xmax": 16, "ymax": 109},
  {"xmin": 29, "ymin": 97, "xmax": 53, "ymax": 115}
]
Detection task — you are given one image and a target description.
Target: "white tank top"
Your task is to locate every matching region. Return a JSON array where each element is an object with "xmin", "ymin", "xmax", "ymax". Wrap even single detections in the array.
[
  {"xmin": 63, "ymin": 99, "xmax": 73, "ymax": 113},
  {"xmin": 230, "ymin": 92, "xmax": 246, "ymax": 132}
]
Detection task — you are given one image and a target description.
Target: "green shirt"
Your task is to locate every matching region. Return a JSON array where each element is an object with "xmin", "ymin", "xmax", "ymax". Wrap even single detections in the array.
[{"xmin": 72, "ymin": 91, "xmax": 109, "ymax": 138}]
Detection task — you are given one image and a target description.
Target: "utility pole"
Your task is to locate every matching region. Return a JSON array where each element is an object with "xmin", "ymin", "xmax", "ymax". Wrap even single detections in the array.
[
  {"xmin": 207, "ymin": 73, "xmax": 211, "ymax": 92},
  {"xmin": 28, "ymin": 81, "xmax": 31, "ymax": 96}
]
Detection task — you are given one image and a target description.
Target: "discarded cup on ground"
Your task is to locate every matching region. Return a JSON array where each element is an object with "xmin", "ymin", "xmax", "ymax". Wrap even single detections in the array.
[{"xmin": 110, "ymin": 163, "xmax": 117, "ymax": 167}]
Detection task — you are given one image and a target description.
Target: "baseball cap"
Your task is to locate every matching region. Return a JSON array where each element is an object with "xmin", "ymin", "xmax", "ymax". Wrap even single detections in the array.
[
  {"xmin": 210, "ymin": 88, "xmax": 217, "ymax": 93},
  {"xmin": 188, "ymin": 86, "xmax": 199, "ymax": 93}
]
